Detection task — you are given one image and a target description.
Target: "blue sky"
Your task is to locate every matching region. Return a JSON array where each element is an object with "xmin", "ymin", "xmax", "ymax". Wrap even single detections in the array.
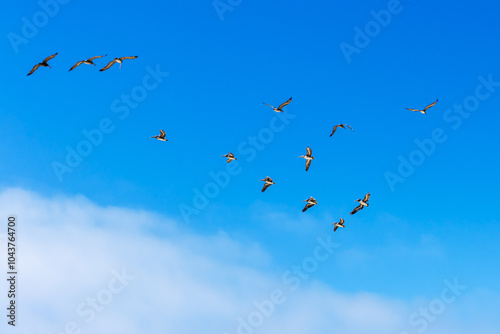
[{"xmin": 1, "ymin": 0, "xmax": 500, "ymax": 333}]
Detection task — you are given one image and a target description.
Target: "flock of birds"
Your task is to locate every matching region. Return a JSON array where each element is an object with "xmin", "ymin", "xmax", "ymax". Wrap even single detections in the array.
[
  {"xmin": 26, "ymin": 53, "xmax": 138, "ymax": 75},
  {"xmin": 28, "ymin": 53, "xmax": 439, "ymax": 232}
]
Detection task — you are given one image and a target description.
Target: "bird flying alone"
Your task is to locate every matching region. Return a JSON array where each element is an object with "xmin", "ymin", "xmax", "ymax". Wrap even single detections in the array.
[
  {"xmin": 263, "ymin": 97, "xmax": 292, "ymax": 112},
  {"xmin": 27, "ymin": 53, "xmax": 58, "ymax": 76},
  {"xmin": 331, "ymin": 218, "xmax": 345, "ymax": 232},
  {"xmin": 406, "ymin": 99, "xmax": 438, "ymax": 115},
  {"xmin": 302, "ymin": 196, "xmax": 317, "ymax": 212},
  {"xmin": 99, "ymin": 56, "xmax": 138, "ymax": 71},
  {"xmin": 221, "ymin": 152, "xmax": 237, "ymax": 163},
  {"xmin": 298, "ymin": 146, "xmax": 314, "ymax": 171},
  {"xmin": 259, "ymin": 176, "xmax": 275, "ymax": 192},
  {"xmin": 151, "ymin": 130, "xmax": 167, "ymax": 141},
  {"xmin": 69, "ymin": 55, "xmax": 107, "ymax": 71},
  {"xmin": 350, "ymin": 193, "xmax": 370, "ymax": 215},
  {"xmin": 330, "ymin": 124, "xmax": 353, "ymax": 137}
]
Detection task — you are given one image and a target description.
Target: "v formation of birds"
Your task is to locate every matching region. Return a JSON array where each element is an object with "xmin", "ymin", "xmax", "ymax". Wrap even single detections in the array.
[{"xmin": 28, "ymin": 53, "xmax": 439, "ymax": 232}]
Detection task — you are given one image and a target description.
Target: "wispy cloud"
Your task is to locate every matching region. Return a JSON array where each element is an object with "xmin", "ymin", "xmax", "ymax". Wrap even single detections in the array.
[{"xmin": 0, "ymin": 188, "xmax": 496, "ymax": 334}]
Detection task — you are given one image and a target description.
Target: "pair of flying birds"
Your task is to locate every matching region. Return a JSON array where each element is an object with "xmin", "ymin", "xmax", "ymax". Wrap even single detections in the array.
[
  {"xmin": 27, "ymin": 53, "xmax": 138, "ymax": 75},
  {"xmin": 264, "ymin": 97, "xmax": 439, "ymax": 116},
  {"xmin": 331, "ymin": 192, "xmax": 371, "ymax": 232}
]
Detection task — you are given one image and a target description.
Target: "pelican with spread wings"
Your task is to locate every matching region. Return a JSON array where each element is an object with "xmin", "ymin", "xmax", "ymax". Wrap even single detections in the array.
[
  {"xmin": 27, "ymin": 53, "xmax": 58, "ymax": 76},
  {"xmin": 263, "ymin": 97, "xmax": 292, "ymax": 112},
  {"xmin": 69, "ymin": 55, "xmax": 107, "ymax": 71},
  {"xmin": 221, "ymin": 152, "xmax": 237, "ymax": 163},
  {"xmin": 331, "ymin": 218, "xmax": 345, "ymax": 232},
  {"xmin": 151, "ymin": 130, "xmax": 168, "ymax": 141},
  {"xmin": 330, "ymin": 124, "xmax": 353, "ymax": 137},
  {"xmin": 406, "ymin": 99, "xmax": 438, "ymax": 115},
  {"xmin": 259, "ymin": 176, "xmax": 275, "ymax": 192},
  {"xmin": 100, "ymin": 56, "xmax": 138, "ymax": 71},
  {"xmin": 350, "ymin": 193, "xmax": 370, "ymax": 215},
  {"xmin": 298, "ymin": 146, "xmax": 314, "ymax": 171},
  {"xmin": 302, "ymin": 196, "xmax": 317, "ymax": 212}
]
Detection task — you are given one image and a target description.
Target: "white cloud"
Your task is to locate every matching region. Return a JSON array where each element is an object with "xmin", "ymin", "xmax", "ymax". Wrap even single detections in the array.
[{"xmin": 0, "ymin": 188, "xmax": 497, "ymax": 334}]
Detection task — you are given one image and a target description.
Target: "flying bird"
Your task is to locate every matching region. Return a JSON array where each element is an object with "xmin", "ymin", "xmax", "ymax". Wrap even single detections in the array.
[
  {"xmin": 221, "ymin": 152, "xmax": 237, "ymax": 163},
  {"xmin": 298, "ymin": 146, "xmax": 315, "ymax": 171},
  {"xmin": 350, "ymin": 193, "xmax": 370, "ymax": 215},
  {"xmin": 99, "ymin": 56, "xmax": 138, "ymax": 71},
  {"xmin": 302, "ymin": 196, "xmax": 317, "ymax": 212},
  {"xmin": 330, "ymin": 124, "xmax": 353, "ymax": 137},
  {"xmin": 69, "ymin": 55, "xmax": 107, "ymax": 71},
  {"xmin": 406, "ymin": 99, "xmax": 438, "ymax": 115},
  {"xmin": 263, "ymin": 97, "xmax": 292, "ymax": 112},
  {"xmin": 151, "ymin": 130, "xmax": 168, "ymax": 141},
  {"xmin": 259, "ymin": 176, "xmax": 275, "ymax": 192},
  {"xmin": 27, "ymin": 53, "xmax": 58, "ymax": 76},
  {"xmin": 331, "ymin": 218, "xmax": 345, "ymax": 232}
]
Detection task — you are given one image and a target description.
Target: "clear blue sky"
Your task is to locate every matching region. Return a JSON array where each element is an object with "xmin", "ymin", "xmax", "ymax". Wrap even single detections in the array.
[{"xmin": 1, "ymin": 0, "xmax": 499, "ymax": 333}]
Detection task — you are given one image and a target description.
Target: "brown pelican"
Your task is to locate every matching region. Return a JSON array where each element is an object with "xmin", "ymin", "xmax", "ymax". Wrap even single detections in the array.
[
  {"xmin": 27, "ymin": 53, "xmax": 58, "ymax": 76},
  {"xmin": 259, "ymin": 176, "xmax": 275, "ymax": 192},
  {"xmin": 302, "ymin": 196, "xmax": 317, "ymax": 212},
  {"xmin": 330, "ymin": 124, "xmax": 353, "ymax": 137},
  {"xmin": 69, "ymin": 55, "xmax": 107, "ymax": 71},
  {"xmin": 331, "ymin": 218, "xmax": 345, "ymax": 232},
  {"xmin": 298, "ymin": 146, "xmax": 314, "ymax": 171},
  {"xmin": 350, "ymin": 193, "xmax": 370, "ymax": 215},
  {"xmin": 151, "ymin": 130, "xmax": 167, "ymax": 141},
  {"xmin": 221, "ymin": 152, "xmax": 237, "ymax": 163},
  {"xmin": 263, "ymin": 97, "xmax": 292, "ymax": 112},
  {"xmin": 406, "ymin": 99, "xmax": 438, "ymax": 115},
  {"xmin": 99, "ymin": 56, "xmax": 138, "ymax": 71}
]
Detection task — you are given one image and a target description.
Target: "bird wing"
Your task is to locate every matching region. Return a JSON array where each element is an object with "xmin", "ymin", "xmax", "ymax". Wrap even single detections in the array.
[
  {"xmin": 69, "ymin": 61, "xmax": 85, "ymax": 71},
  {"xmin": 340, "ymin": 218, "xmax": 344, "ymax": 224},
  {"xmin": 159, "ymin": 130, "xmax": 166, "ymax": 138},
  {"xmin": 43, "ymin": 53, "xmax": 58, "ymax": 63},
  {"xmin": 228, "ymin": 153, "xmax": 234, "ymax": 158},
  {"xmin": 262, "ymin": 183, "xmax": 271, "ymax": 192},
  {"xmin": 278, "ymin": 97, "xmax": 292, "ymax": 110},
  {"xmin": 305, "ymin": 159, "xmax": 311, "ymax": 171},
  {"xmin": 119, "ymin": 56, "xmax": 138, "ymax": 60},
  {"xmin": 306, "ymin": 146, "xmax": 312, "ymax": 157},
  {"xmin": 302, "ymin": 203, "xmax": 313, "ymax": 212},
  {"xmin": 363, "ymin": 193, "xmax": 370, "ymax": 202},
  {"xmin": 350, "ymin": 204, "xmax": 363, "ymax": 215},
  {"xmin": 27, "ymin": 63, "xmax": 42, "ymax": 76},
  {"xmin": 263, "ymin": 102, "xmax": 275, "ymax": 109},
  {"xmin": 266, "ymin": 177, "xmax": 273, "ymax": 182},
  {"xmin": 330, "ymin": 125, "xmax": 339, "ymax": 137},
  {"xmin": 406, "ymin": 107, "xmax": 422, "ymax": 112},
  {"xmin": 423, "ymin": 99, "xmax": 438, "ymax": 111},
  {"xmin": 345, "ymin": 124, "xmax": 354, "ymax": 131},
  {"xmin": 100, "ymin": 59, "xmax": 117, "ymax": 71},
  {"xmin": 334, "ymin": 225, "xmax": 339, "ymax": 232},
  {"xmin": 88, "ymin": 55, "xmax": 107, "ymax": 61}
]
